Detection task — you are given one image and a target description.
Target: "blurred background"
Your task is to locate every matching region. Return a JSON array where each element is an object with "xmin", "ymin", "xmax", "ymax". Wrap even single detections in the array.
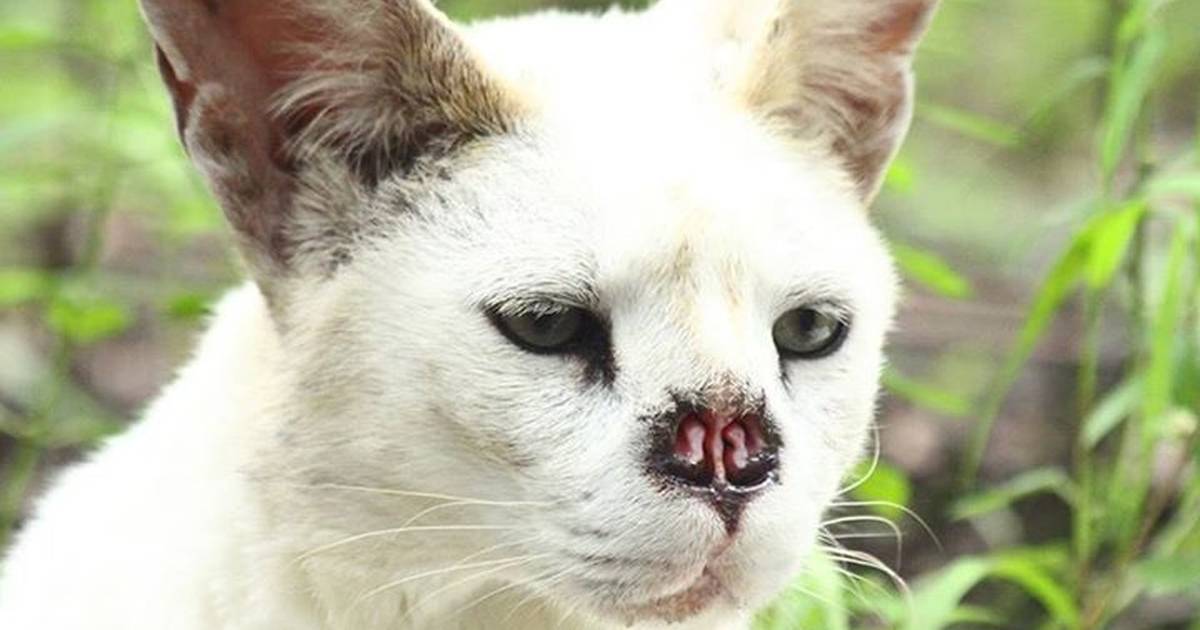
[{"xmin": 0, "ymin": 0, "xmax": 1198, "ymax": 627}]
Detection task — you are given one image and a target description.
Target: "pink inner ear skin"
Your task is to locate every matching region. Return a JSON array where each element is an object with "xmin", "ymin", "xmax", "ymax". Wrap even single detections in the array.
[
  {"xmin": 870, "ymin": 0, "xmax": 935, "ymax": 54},
  {"xmin": 221, "ymin": 0, "xmax": 318, "ymax": 95}
]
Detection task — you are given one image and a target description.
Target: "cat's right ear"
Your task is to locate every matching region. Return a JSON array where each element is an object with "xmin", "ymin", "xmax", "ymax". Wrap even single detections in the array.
[
  {"xmin": 139, "ymin": 0, "xmax": 523, "ymax": 295},
  {"xmin": 656, "ymin": 0, "xmax": 938, "ymax": 203}
]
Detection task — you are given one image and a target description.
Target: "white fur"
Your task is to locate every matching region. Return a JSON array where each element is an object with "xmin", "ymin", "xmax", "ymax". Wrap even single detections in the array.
[{"xmin": 0, "ymin": 1, "xmax": 929, "ymax": 628}]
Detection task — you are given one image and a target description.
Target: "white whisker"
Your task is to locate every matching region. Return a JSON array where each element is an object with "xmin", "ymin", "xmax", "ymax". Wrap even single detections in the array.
[
  {"xmin": 352, "ymin": 553, "xmax": 549, "ymax": 609},
  {"xmin": 297, "ymin": 525, "xmax": 523, "ymax": 562},
  {"xmin": 553, "ymin": 595, "xmax": 587, "ymax": 630},
  {"xmin": 837, "ymin": 424, "xmax": 881, "ymax": 495},
  {"xmin": 779, "ymin": 578, "xmax": 848, "ymax": 621},
  {"xmin": 501, "ymin": 566, "xmax": 575, "ymax": 623},
  {"xmin": 396, "ymin": 554, "xmax": 546, "ymax": 625},
  {"xmin": 827, "ymin": 500, "xmax": 941, "ymax": 549},
  {"xmin": 451, "ymin": 536, "xmax": 540, "ymax": 567},
  {"xmin": 820, "ymin": 545, "xmax": 911, "ymax": 603},
  {"xmin": 281, "ymin": 481, "xmax": 552, "ymax": 507},
  {"xmin": 399, "ymin": 500, "xmax": 475, "ymax": 527},
  {"xmin": 456, "ymin": 565, "xmax": 566, "ymax": 623},
  {"xmin": 821, "ymin": 514, "xmax": 903, "ymax": 565}
]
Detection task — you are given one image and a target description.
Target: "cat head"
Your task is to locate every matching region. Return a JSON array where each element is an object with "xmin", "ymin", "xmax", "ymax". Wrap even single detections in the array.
[{"xmin": 141, "ymin": 0, "xmax": 935, "ymax": 623}]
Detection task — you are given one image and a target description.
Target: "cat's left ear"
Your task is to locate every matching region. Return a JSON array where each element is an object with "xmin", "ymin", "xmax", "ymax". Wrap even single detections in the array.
[
  {"xmin": 661, "ymin": 0, "xmax": 939, "ymax": 202},
  {"xmin": 138, "ymin": 0, "xmax": 524, "ymax": 299}
]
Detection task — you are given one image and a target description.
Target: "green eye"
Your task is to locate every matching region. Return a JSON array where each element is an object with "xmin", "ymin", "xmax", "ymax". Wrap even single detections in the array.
[
  {"xmin": 772, "ymin": 307, "xmax": 849, "ymax": 359},
  {"xmin": 491, "ymin": 306, "xmax": 591, "ymax": 353}
]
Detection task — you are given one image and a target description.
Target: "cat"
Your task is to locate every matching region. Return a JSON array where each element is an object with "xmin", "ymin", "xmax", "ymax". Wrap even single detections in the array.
[{"xmin": 0, "ymin": 0, "xmax": 937, "ymax": 628}]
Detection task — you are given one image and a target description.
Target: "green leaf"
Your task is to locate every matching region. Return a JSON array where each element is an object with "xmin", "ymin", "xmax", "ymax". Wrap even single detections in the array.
[
  {"xmin": 962, "ymin": 227, "xmax": 1090, "ymax": 485},
  {"xmin": 902, "ymin": 557, "xmax": 993, "ymax": 630},
  {"xmin": 951, "ymin": 468, "xmax": 1075, "ymax": 521},
  {"xmin": 1143, "ymin": 225, "xmax": 1191, "ymax": 439},
  {"xmin": 1175, "ymin": 336, "xmax": 1200, "ymax": 411},
  {"xmin": 918, "ymin": 103, "xmax": 1021, "ymax": 148},
  {"xmin": 0, "ymin": 26, "xmax": 57, "ymax": 51},
  {"xmin": 164, "ymin": 292, "xmax": 215, "ymax": 321},
  {"xmin": 945, "ymin": 605, "xmax": 1007, "ymax": 627},
  {"xmin": 1135, "ymin": 553, "xmax": 1200, "ymax": 596},
  {"xmin": 1006, "ymin": 238, "xmax": 1089, "ymax": 368},
  {"xmin": 1100, "ymin": 21, "xmax": 1166, "ymax": 183},
  {"xmin": 0, "ymin": 268, "xmax": 52, "ymax": 307},
  {"xmin": 901, "ymin": 549, "xmax": 1076, "ymax": 630},
  {"xmin": 883, "ymin": 369, "xmax": 972, "ymax": 418},
  {"xmin": 1084, "ymin": 201, "xmax": 1145, "ymax": 289},
  {"xmin": 991, "ymin": 553, "xmax": 1079, "ymax": 627},
  {"xmin": 1082, "ymin": 376, "xmax": 1142, "ymax": 448},
  {"xmin": 892, "ymin": 243, "xmax": 974, "ymax": 299},
  {"xmin": 1147, "ymin": 171, "xmax": 1200, "ymax": 200},
  {"xmin": 850, "ymin": 460, "xmax": 913, "ymax": 520},
  {"xmin": 885, "ymin": 156, "xmax": 918, "ymax": 195},
  {"xmin": 45, "ymin": 295, "xmax": 133, "ymax": 344}
]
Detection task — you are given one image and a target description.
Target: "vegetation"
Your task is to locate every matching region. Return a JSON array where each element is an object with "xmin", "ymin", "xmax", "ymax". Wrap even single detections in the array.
[{"xmin": 1, "ymin": 0, "xmax": 1198, "ymax": 627}]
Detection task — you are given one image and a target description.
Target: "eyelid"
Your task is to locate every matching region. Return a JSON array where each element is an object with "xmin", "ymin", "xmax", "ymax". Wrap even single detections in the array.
[
  {"xmin": 778, "ymin": 283, "xmax": 852, "ymax": 313},
  {"xmin": 484, "ymin": 297, "xmax": 588, "ymax": 318},
  {"xmin": 782, "ymin": 299, "xmax": 854, "ymax": 323}
]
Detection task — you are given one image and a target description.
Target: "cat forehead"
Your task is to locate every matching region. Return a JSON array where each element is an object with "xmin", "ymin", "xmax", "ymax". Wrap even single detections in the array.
[
  {"xmin": 370, "ymin": 12, "xmax": 892, "ymax": 306},
  {"xmin": 458, "ymin": 13, "xmax": 872, "ymax": 264},
  {"xmin": 413, "ymin": 123, "xmax": 888, "ymax": 313}
]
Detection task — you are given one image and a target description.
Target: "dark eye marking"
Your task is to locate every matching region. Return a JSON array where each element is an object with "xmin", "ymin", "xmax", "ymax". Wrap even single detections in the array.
[
  {"xmin": 486, "ymin": 302, "xmax": 615, "ymax": 384},
  {"xmin": 772, "ymin": 305, "xmax": 851, "ymax": 360}
]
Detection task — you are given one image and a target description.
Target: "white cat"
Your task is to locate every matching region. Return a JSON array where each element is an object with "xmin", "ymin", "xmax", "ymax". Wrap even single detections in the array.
[{"xmin": 0, "ymin": 0, "xmax": 937, "ymax": 628}]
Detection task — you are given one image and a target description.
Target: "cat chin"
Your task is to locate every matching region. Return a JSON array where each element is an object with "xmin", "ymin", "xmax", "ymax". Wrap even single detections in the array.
[
  {"xmin": 541, "ymin": 543, "xmax": 792, "ymax": 628},
  {"xmin": 606, "ymin": 567, "xmax": 737, "ymax": 624}
]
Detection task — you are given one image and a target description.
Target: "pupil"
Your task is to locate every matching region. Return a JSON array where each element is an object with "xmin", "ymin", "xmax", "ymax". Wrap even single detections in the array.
[{"xmin": 796, "ymin": 310, "xmax": 817, "ymax": 335}]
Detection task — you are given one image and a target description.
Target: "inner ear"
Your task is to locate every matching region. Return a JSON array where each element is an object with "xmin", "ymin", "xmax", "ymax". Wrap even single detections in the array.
[
  {"xmin": 140, "ymin": 0, "xmax": 526, "ymax": 291},
  {"xmin": 870, "ymin": 1, "xmax": 934, "ymax": 54},
  {"xmin": 681, "ymin": 0, "xmax": 940, "ymax": 202},
  {"xmin": 269, "ymin": 1, "xmax": 525, "ymax": 186}
]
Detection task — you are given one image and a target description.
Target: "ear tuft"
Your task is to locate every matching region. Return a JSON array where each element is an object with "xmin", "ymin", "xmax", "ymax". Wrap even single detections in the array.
[
  {"xmin": 272, "ymin": 1, "xmax": 523, "ymax": 185},
  {"xmin": 139, "ymin": 0, "xmax": 525, "ymax": 294},
  {"xmin": 676, "ymin": 0, "xmax": 939, "ymax": 201}
]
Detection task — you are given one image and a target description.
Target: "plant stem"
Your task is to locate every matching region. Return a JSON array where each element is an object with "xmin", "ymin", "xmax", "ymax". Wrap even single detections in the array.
[{"xmin": 1072, "ymin": 289, "xmax": 1103, "ymax": 590}]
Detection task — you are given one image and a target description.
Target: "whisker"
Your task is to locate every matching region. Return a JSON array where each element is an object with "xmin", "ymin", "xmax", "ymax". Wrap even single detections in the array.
[
  {"xmin": 828, "ymin": 564, "xmax": 900, "ymax": 622},
  {"xmin": 396, "ymin": 554, "xmax": 546, "ymax": 625},
  {"xmin": 812, "ymin": 544, "xmax": 897, "ymax": 604},
  {"xmin": 820, "ymin": 515, "xmax": 903, "ymax": 566},
  {"xmin": 837, "ymin": 423, "xmax": 881, "ymax": 495},
  {"xmin": 816, "ymin": 531, "xmax": 894, "ymax": 607},
  {"xmin": 820, "ymin": 545, "xmax": 911, "ymax": 603},
  {"xmin": 280, "ymin": 481, "xmax": 552, "ymax": 507},
  {"xmin": 553, "ymin": 594, "xmax": 587, "ymax": 630},
  {"xmin": 501, "ymin": 566, "xmax": 576, "ymax": 623},
  {"xmin": 821, "ymin": 514, "xmax": 900, "ymax": 530},
  {"xmin": 451, "ymin": 536, "xmax": 540, "ymax": 567},
  {"xmin": 825, "ymin": 531, "xmax": 903, "ymax": 541},
  {"xmin": 399, "ymin": 500, "xmax": 476, "ymax": 528},
  {"xmin": 779, "ymin": 579, "xmax": 849, "ymax": 622},
  {"xmin": 352, "ymin": 553, "xmax": 550, "ymax": 609},
  {"xmin": 456, "ymin": 565, "xmax": 567, "ymax": 624},
  {"xmin": 827, "ymin": 500, "xmax": 942, "ymax": 550},
  {"xmin": 297, "ymin": 525, "xmax": 523, "ymax": 562}
]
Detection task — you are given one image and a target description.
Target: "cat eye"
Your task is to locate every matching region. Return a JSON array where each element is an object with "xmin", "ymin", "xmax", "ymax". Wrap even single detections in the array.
[
  {"xmin": 489, "ymin": 304, "xmax": 602, "ymax": 354},
  {"xmin": 772, "ymin": 307, "xmax": 849, "ymax": 359}
]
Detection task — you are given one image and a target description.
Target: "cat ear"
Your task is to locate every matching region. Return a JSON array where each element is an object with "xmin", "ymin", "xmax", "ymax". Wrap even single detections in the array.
[
  {"xmin": 662, "ymin": 0, "xmax": 938, "ymax": 202},
  {"xmin": 139, "ymin": 0, "xmax": 523, "ymax": 288}
]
